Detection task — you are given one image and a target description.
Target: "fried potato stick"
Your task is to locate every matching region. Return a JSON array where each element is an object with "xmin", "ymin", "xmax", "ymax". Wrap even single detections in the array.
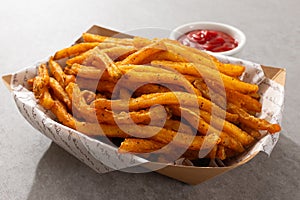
[
  {"xmin": 93, "ymin": 92, "xmax": 236, "ymax": 122},
  {"xmin": 119, "ymin": 41, "xmax": 166, "ymax": 65},
  {"xmin": 121, "ymin": 70, "xmax": 201, "ymax": 96},
  {"xmin": 162, "ymin": 39, "xmax": 245, "ymax": 77},
  {"xmin": 170, "ymin": 106, "xmax": 245, "ymax": 153},
  {"xmin": 200, "ymin": 110, "xmax": 255, "ymax": 147},
  {"xmin": 193, "ymin": 79, "xmax": 262, "ymax": 113},
  {"xmin": 53, "ymin": 42, "xmax": 99, "ymax": 60},
  {"xmin": 119, "ymin": 138, "xmax": 165, "ymax": 153},
  {"xmin": 228, "ymin": 103, "xmax": 281, "ymax": 134},
  {"xmin": 82, "ymin": 33, "xmax": 133, "ymax": 46},
  {"xmin": 152, "ymin": 60, "xmax": 258, "ymax": 94},
  {"xmin": 49, "ymin": 77, "xmax": 72, "ymax": 110}
]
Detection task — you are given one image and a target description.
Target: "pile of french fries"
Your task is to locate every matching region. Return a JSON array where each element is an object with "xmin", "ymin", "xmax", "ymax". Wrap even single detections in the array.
[{"xmin": 29, "ymin": 32, "xmax": 281, "ymax": 162}]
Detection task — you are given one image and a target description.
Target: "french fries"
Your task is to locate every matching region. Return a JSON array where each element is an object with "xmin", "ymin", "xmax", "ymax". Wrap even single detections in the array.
[{"xmin": 29, "ymin": 32, "xmax": 281, "ymax": 164}]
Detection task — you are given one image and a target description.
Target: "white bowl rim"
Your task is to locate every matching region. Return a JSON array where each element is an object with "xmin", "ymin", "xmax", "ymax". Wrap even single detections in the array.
[{"xmin": 169, "ymin": 21, "xmax": 246, "ymax": 56}]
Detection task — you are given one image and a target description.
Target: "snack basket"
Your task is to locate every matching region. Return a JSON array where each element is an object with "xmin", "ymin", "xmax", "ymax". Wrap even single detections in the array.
[{"xmin": 2, "ymin": 25, "xmax": 286, "ymax": 185}]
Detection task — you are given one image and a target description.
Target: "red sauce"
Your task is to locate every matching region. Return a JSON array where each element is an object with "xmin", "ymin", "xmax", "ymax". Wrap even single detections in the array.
[{"xmin": 178, "ymin": 30, "xmax": 238, "ymax": 52}]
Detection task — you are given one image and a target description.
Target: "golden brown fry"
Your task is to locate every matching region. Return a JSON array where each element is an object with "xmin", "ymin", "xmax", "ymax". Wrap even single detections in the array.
[
  {"xmin": 209, "ymin": 56, "xmax": 245, "ymax": 77},
  {"xmin": 193, "ymin": 78, "xmax": 262, "ymax": 113},
  {"xmin": 239, "ymin": 124, "xmax": 262, "ymax": 140},
  {"xmin": 51, "ymin": 100, "xmax": 76, "ymax": 129},
  {"xmin": 152, "ymin": 60, "xmax": 258, "ymax": 94},
  {"xmin": 93, "ymin": 91, "xmax": 237, "ymax": 123},
  {"xmin": 49, "ymin": 57, "xmax": 67, "ymax": 88},
  {"xmin": 76, "ymin": 123, "xmax": 130, "ymax": 137},
  {"xmin": 75, "ymin": 78, "xmax": 115, "ymax": 93},
  {"xmin": 49, "ymin": 77, "xmax": 72, "ymax": 110},
  {"xmin": 119, "ymin": 41, "xmax": 166, "ymax": 65},
  {"xmin": 121, "ymin": 70, "xmax": 201, "ymax": 96},
  {"xmin": 82, "ymin": 33, "xmax": 133, "ymax": 46},
  {"xmin": 133, "ymin": 83, "xmax": 184, "ymax": 97},
  {"xmin": 33, "ymin": 63, "xmax": 50, "ymax": 99},
  {"xmin": 170, "ymin": 106, "xmax": 244, "ymax": 153},
  {"xmin": 216, "ymin": 145, "xmax": 226, "ymax": 160},
  {"xmin": 89, "ymin": 48, "xmax": 122, "ymax": 79},
  {"xmin": 39, "ymin": 88, "xmax": 55, "ymax": 110},
  {"xmin": 200, "ymin": 110, "xmax": 255, "ymax": 147},
  {"xmin": 228, "ymin": 103, "xmax": 281, "ymax": 134},
  {"xmin": 132, "ymin": 36, "xmax": 152, "ymax": 49},
  {"xmin": 119, "ymin": 138, "xmax": 165, "ymax": 153},
  {"xmin": 139, "ymin": 50, "xmax": 187, "ymax": 64},
  {"xmin": 102, "ymin": 46, "xmax": 137, "ymax": 61},
  {"xmin": 65, "ymin": 82, "xmax": 98, "ymax": 122},
  {"xmin": 53, "ymin": 42, "xmax": 99, "ymax": 60},
  {"xmin": 66, "ymin": 49, "xmax": 93, "ymax": 66},
  {"xmin": 70, "ymin": 63, "xmax": 104, "ymax": 79},
  {"xmin": 162, "ymin": 119, "xmax": 193, "ymax": 134}
]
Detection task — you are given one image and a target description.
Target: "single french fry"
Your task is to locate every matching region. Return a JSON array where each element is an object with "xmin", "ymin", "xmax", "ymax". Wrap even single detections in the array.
[
  {"xmin": 90, "ymin": 48, "xmax": 123, "ymax": 79},
  {"xmin": 151, "ymin": 60, "xmax": 258, "ymax": 94},
  {"xmin": 65, "ymin": 82, "xmax": 98, "ymax": 123},
  {"xmin": 53, "ymin": 42, "xmax": 99, "ymax": 60},
  {"xmin": 119, "ymin": 138, "xmax": 165, "ymax": 153},
  {"xmin": 51, "ymin": 100, "xmax": 76, "ymax": 129},
  {"xmin": 71, "ymin": 63, "xmax": 104, "ymax": 79},
  {"xmin": 132, "ymin": 36, "xmax": 152, "ymax": 49},
  {"xmin": 200, "ymin": 110, "xmax": 255, "ymax": 147},
  {"xmin": 49, "ymin": 57, "xmax": 67, "ymax": 88},
  {"xmin": 76, "ymin": 123, "xmax": 130, "ymax": 137},
  {"xmin": 162, "ymin": 119, "xmax": 193, "ymax": 134},
  {"xmin": 121, "ymin": 70, "xmax": 201, "ymax": 96},
  {"xmin": 209, "ymin": 56, "xmax": 245, "ymax": 77},
  {"xmin": 216, "ymin": 145, "xmax": 226, "ymax": 160},
  {"xmin": 140, "ymin": 50, "xmax": 187, "ymax": 64},
  {"xmin": 239, "ymin": 124, "xmax": 262, "ymax": 140},
  {"xmin": 228, "ymin": 103, "xmax": 281, "ymax": 134},
  {"xmin": 82, "ymin": 33, "xmax": 133, "ymax": 46},
  {"xmin": 76, "ymin": 78, "xmax": 115, "ymax": 93},
  {"xmin": 118, "ymin": 64, "xmax": 175, "ymax": 74},
  {"xmin": 119, "ymin": 41, "xmax": 166, "ymax": 65},
  {"xmin": 33, "ymin": 63, "xmax": 50, "ymax": 99},
  {"xmin": 49, "ymin": 77, "xmax": 72, "ymax": 110},
  {"xmin": 170, "ymin": 106, "xmax": 244, "ymax": 153},
  {"xmin": 132, "ymin": 83, "xmax": 184, "ymax": 97},
  {"xmin": 66, "ymin": 49, "xmax": 94, "ymax": 66}
]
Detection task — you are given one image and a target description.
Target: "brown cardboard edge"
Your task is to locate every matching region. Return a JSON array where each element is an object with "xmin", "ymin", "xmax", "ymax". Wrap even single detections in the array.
[
  {"xmin": 2, "ymin": 74, "xmax": 12, "ymax": 91},
  {"xmin": 262, "ymin": 65, "xmax": 286, "ymax": 86},
  {"xmin": 2, "ymin": 25, "xmax": 287, "ymax": 185}
]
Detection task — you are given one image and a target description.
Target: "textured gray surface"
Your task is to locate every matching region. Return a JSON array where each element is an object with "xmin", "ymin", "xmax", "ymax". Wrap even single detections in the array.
[{"xmin": 0, "ymin": 0, "xmax": 299, "ymax": 199}]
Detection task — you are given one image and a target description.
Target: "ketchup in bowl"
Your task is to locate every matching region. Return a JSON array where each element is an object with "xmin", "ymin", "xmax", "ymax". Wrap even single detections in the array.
[{"xmin": 178, "ymin": 30, "xmax": 238, "ymax": 52}]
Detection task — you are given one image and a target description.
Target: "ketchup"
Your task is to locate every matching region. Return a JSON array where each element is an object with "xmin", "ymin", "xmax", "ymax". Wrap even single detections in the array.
[{"xmin": 178, "ymin": 30, "xmax": 238, "ymax": 52}]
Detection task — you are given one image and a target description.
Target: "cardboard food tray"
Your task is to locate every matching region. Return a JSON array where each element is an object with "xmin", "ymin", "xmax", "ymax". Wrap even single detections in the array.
[{"xmin": 2, "ymin": 25, "xmax": 286, "ymax": 185}]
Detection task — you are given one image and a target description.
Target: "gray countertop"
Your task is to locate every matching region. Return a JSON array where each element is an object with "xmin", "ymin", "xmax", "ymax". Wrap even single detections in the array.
[{"xmin": 0, "ymin": 0, "xmax": 299, "ymax": 199}]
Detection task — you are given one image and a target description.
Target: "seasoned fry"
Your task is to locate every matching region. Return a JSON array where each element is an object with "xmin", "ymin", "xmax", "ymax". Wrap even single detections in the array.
[
  {"xmin": 151, "ymin": 60, "xmax": 258, "ymax": 94},
  {"xmin": 49, "ymin": 77, "xmax": 72, "ymax": 110},
  {"xmin": 82, "ymin": 33, "xmax": 133, "ymax": 45},
  {"xmin": 170, "ymin": 106, "xmax": 244, "ymax": 152},
  {"xmin": 119, "ymin": 138, "xmax": 165, "ymax": 153},
  {"xmin": 66, "ymin": 49, "xmax": 94, "ymax": 66},
  {"xmin": 121, "ymin": 70, "xmax": 201, "ymax": 96},
  {"xmin": 228, "ymin": 103, "xmax": 281, "ymax": 134},
  {"xmin": 132, "ymin": 36, "xmax": 152, "ymax": 49},
  {"xmin": 200, "ymin": 110, "xmax": 255, "ymax": 146},
  {"xmin": 49, "ymin": 57, "xmax": 67, "ymax": 88},
  {"xmin": 53, "ymin": 42, "xmax": 99, "ymax": 60},
  {"xmin": 119, "ymin": 41, "xmax": 166, "ymax": 65}
]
